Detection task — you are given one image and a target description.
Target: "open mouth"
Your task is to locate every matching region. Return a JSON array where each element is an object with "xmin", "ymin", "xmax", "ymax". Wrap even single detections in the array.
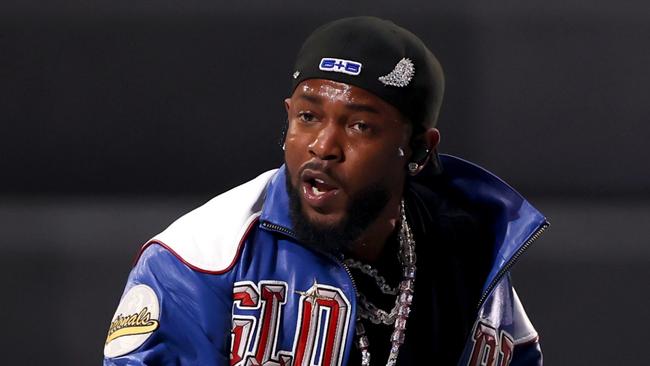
[
  {"xmin": 300, "ymin": 170, "xmax": 340, "ymax": 206},
  {"xmin": 306, "ymin": 177, "xmax": 337, "ymax": 196}
]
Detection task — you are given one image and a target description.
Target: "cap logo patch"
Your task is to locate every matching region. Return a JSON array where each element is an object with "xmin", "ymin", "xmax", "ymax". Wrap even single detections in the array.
[
  {"xmin": 104, "ymin": 284, "xmax": 160, "ymax": 358},
  {"xmin": 378, "ymin": 58, "xmax": 414, "ymax": 87},
  {"xmin": 319, "ymin": 57, "xmax": 362, "ymax": 76}
]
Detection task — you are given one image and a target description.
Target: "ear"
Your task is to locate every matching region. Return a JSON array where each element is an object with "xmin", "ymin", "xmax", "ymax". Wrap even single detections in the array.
[
  {"xmin": 425, "ymin": 128, "xmax": 441, "ymax": 151},
  {"xmin": 408, "ymin": 128, "xmax": 441, "ymax": 176},
  {"xmin": 279, "ymin": 98, "xmax": 293, "ymax": 149},
  {"xmin": 284, "ymin": 98, "xmax": 292, "ymax": 116}
]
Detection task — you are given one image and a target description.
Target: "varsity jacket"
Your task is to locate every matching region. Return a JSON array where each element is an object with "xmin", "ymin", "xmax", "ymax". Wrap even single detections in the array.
[{"xmin": 103, "ymin": 154, "xmax": 548, "ymax": 365}]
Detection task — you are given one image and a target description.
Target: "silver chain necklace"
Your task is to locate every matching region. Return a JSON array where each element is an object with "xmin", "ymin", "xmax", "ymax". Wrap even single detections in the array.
[
  {"xmin": 352, "ymin": 199, "xmax": 416, "ymax": 366},
  {"xmin": 343, "ymin": 258, "xmax": 399, "ymax": 296}
]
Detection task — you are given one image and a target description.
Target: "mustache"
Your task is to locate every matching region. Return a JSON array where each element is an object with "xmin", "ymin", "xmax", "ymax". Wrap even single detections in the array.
[{"xmin": 300, "ymin": 160, "xmax": 326, "ymax": 173}]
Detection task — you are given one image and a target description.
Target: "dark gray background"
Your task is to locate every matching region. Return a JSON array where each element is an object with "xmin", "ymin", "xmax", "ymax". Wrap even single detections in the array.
[{"xmin": 1, "ymin": 0, "xmax": 648, "ymax": 364}]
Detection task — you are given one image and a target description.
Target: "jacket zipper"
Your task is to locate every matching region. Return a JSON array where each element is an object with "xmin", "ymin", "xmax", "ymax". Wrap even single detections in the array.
[
  {"xmin": 260, "ymin": 221, "xmax": 358, "ymax": 294},
  {"xmin": 336, "ymin": 256, "xmax": 359, "ymax": 294},
  {"xmin": 262, "ymin": 220, "xmax": 548, "ymax": 310},
  {"xmin": 476, "ymin": 221, "xmax": 550, "ymax": 309},
  {"xmin": 260, "ymin": 221, "xmax": 296, "ymax": 237}
]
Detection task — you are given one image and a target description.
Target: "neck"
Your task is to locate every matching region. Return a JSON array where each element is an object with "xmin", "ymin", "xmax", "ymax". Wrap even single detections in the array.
[{"xmin": 348, "ymin": 194, "xmax": 402, "ymax": 263}]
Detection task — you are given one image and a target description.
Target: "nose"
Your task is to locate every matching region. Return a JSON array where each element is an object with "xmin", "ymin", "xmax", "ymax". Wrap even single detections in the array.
[{"xmin": 308, "ymin": 122, "xmax": 343, "ymax": 161}]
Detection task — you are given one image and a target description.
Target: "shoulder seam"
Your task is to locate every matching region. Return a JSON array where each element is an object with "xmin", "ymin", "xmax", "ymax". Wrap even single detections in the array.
[{"xmin": 514, "ymin": 332, "xmax": 540, "ymax": 346}]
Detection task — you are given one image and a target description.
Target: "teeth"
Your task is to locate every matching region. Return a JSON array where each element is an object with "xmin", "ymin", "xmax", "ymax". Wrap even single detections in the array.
[
  {"xmin": 311, "ymin": 185, "xmax": 324, "ymax": 196},
  {"xmin": 314, "ymin": 178, "xmax": 325, "ymax": 184}
]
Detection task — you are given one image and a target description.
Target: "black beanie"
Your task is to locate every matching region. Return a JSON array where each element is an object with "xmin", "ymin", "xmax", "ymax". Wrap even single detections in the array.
[{"xmin": 290, "ymin": 16, "xmax": 445, "ymax": 129}]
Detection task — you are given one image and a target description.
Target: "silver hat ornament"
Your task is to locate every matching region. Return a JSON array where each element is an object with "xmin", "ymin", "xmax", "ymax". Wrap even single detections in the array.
[{"xmin": 378, "ymin": 58, "xmax": 415, "ymax": 87}]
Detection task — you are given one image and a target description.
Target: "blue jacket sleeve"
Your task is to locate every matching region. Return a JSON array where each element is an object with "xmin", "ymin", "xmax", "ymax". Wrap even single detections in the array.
[
  {"xmin": 103, "ymin": 244, "xmax": 234, "ymax": 365},
  {"xmin": 508, "ymin": 285, "xmax": 543, "ymax": 366},
  {"xmin": 511, "ymin": 339, "xmax": 543, "ymax": 366}
]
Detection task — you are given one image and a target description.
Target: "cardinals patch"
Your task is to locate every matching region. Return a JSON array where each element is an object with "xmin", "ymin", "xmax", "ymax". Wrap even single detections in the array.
[{"xmin": 104, "ymin": 284, "xmax": 160, "ymax": 358}]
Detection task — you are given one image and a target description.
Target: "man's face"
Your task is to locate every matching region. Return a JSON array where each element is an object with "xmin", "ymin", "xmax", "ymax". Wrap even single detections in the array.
[{"xmin": 284, "ymin": 79, "xmax": 411, "ymax": 251}]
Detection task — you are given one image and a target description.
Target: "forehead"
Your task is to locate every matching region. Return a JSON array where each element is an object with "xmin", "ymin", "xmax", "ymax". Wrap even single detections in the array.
[{"xmin": 291, "ymin": 79, "xmax": 398, "ymax": 112}]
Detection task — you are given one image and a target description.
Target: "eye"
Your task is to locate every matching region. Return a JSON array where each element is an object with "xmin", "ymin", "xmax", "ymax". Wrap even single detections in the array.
[
  {"xmin": 298, "ymin": 111, "xmax": 316, "ymax": 122},
  {"xmin": 350, "ymin": 121, "xmax": 370, "ymax": 133}
]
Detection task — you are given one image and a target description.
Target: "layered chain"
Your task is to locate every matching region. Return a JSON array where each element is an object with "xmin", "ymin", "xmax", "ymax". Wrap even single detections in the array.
[
  {"xmin": 352, "ymin": 199, "xmax": 416, "ymax": 366},
  {"xmin": 343, "ymin": 258, "xmax": 399, "ymax": 296},
  {"xmin": 356, "ymin": 292, "xmax": 398, "ymax": 325}
]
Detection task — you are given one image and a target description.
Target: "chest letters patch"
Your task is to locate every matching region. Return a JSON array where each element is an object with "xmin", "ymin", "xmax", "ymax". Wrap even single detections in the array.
[
  {"xmin": 467, "ymin": 320, "xmax": 514, "ymax": 366},
  {"xmin": 230, "ymin": 280, "xmax": 351, "ymax": 366}
]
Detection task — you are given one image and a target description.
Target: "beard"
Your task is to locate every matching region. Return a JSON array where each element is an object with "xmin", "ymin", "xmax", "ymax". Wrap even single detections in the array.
[{"xmin": 284, "ymin": 166, "xmax": 391, "ymax": 255}]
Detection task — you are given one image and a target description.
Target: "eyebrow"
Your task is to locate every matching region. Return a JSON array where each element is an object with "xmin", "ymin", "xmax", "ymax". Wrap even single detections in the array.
[
  {"xmin": 297, "ymin": 94, "xmax": 381, "ymax": 115},
  {"xmin": 298, "ymin": 94, "xmax": 322, "ymax": 105},
  {"xmin": 346, "ymin": 103, "xmax": 380, "ymax": 115}
]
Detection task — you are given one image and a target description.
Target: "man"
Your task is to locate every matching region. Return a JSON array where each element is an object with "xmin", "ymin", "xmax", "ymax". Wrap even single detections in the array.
[{"xmin": 103, "ymin": 16, "xmax": 547, "ymax": 365}]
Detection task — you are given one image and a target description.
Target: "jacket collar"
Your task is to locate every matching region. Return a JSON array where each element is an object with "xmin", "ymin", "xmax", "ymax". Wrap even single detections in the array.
[
  {"xmin": 437, "ymin": 154, "xmax": 548, "ymax": 297},
  {"xmin": 259, "ymin": 155, "xmax": 548, "ymax": 295},
  {"xmin": 259, "ymin": 164, "xmax": 295, "ymax": 234}
]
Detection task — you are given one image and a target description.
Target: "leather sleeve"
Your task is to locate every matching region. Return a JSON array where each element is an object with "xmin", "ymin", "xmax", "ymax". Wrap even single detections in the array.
[
  {"xmin": 509, "ymin": 286, "xmax": 543, "ymax": 366},
  {"xmin": 510, "ymin": 339, "xmax": 543, "ymax": 366},
  {"xmin": 103, "ymin": 244, "xmax": 234, "ymax": 365}
]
